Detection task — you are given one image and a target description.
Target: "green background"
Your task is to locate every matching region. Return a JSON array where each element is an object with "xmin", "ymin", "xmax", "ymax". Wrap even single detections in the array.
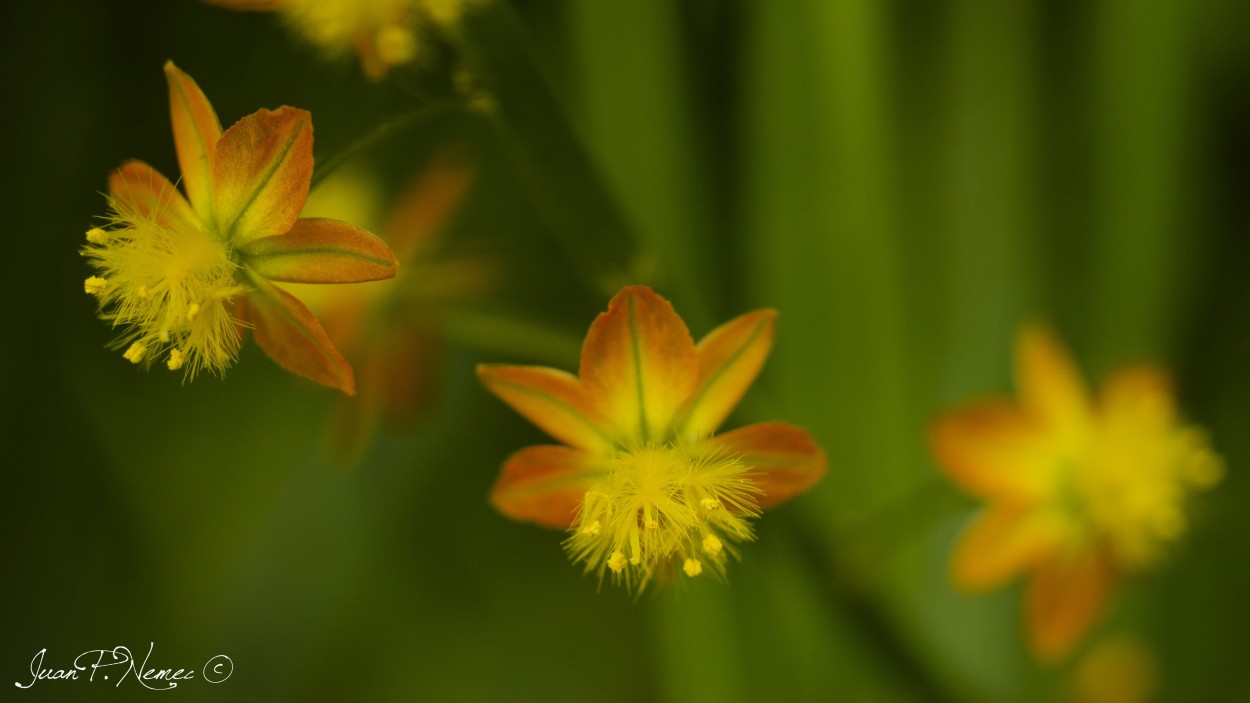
[{"xmin": 4, "ymin": 0, "xmax": 1249, "ymax": 700}]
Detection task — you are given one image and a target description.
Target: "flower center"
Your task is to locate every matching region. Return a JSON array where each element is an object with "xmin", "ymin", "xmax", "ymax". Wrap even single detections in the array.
[
  {"xmin": 83, "ymin": 201, "xmax": 244, "ymax": 376},
  {"xmin": 1068, "ymin": 397, "xmax": 1222, "ymax": 570},
  {"xmin": 565, "ymin": 442, "xmax": 760, "ymax": 590}
]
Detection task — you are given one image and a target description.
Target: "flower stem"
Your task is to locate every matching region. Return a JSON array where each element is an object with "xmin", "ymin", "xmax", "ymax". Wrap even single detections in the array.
[
  {"xmin": 311, "ymin": 101, "xmax": 463, "ymax": 191},
  {"xmin": 447, "ymin": 0, "xmax": 641, "ymax": 298}
]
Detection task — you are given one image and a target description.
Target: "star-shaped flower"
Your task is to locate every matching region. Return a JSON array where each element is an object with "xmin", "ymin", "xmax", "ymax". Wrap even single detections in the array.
[
  {"xmin": 930, "ymin": 324, "xmax": 1222, "ymax": 660},
  {"xmin": 83, "ymin": 62, "xmax": 398, "ymax": 394},
  {"xmin": 479, "ymin": 286, "xmax": 827, "ymax": 590}
]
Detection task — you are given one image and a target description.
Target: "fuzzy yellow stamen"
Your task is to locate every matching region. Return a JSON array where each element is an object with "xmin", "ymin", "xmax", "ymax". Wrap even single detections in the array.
[
  {"xmin": 123, "ymin": 342, "xmax": 147, "ymax": 364},
  {"xmin": 83, "ymin": 197, "xmax": 241, "ymax": 377},
  {"xmin": 86, "ymin": 227, "xmax": 109, "ymax": 244},
  {"xmin": 167, "ymin": 348, "xmax": 185, "ymax": 371},
  {"xmin": 683, "ymin": 559, "xmax": 703, "ymax": 577},
  {"xmin": 1074, "ymin": 397, "xmax": 1224, "ymax": 569},
  {"xmin": 566, "ymin": 442, "xmax": 760, "ymax": 590}
]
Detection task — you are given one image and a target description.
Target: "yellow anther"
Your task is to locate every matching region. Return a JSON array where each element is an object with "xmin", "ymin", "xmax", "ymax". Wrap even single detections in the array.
[
  {"xmin": 644, "ymin": 518, "xmax": 659, "ymax": 530},
  {"xmin": 84, "ymin": 276, "xmax": 107, "ymax": 295},
  {"xmin": 123, "ymin": 342, "xmax": 147, "ymax": 364},
  {"xmin": 700, "ymin": 497, "xmax": 721, "ymax": 510},
  {"xmin": 683, "ymin": 559, "xmax": 703, "ymax": 577},
  {"xmin": 167, "ymin": 348, "xmax": 185, "ymax": 371},
  {"xmin": 702, "ymin": 534, "xmax": 723, "ymax": 556},
  {"xmin": 607, "ymin": 551, "xmax": 627, "ymax": 574},
  {"xmin": 581, "ymin": 520, "xmax": 602, "ymax": 537},
  {"xmin": 85, "ymin": 227, "xmax": 109, "ymax": 244},
  {"xmin": 137, "ymin": 286, "xmax": 153, "ymax": 300},
  {"xmin": 187, "ymin": 303, "xmax": 201, "ymax": 321}
]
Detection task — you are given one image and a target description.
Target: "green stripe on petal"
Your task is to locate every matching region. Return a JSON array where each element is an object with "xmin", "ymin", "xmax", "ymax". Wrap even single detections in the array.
[
  {"xmin": 240, "ymin": 218, "xmax": 398, "ymax": 284},
  {"xmin": 214, "ymin": 107, "xmax": 313, "ymax": 246}
]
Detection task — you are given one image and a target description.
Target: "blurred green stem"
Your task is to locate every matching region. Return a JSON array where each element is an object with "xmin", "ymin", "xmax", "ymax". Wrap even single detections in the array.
[
  {"xmin": 448, "ymin": 0, "xmax": 640, "ymax": 298},
  {"xmin": 311, "ymin": 101, "xmax": 463, "ymax": 191},
  {"xmin": 791, "ymin": 524, "xmax": 963, "ymax": 703},
  {"xmin": 440, "ymin": 307, "xmax": 583, "ymax": 368},
  {"xmin": 1087, "ymin": 0, "xmax": 1196, "ymax": 365}
]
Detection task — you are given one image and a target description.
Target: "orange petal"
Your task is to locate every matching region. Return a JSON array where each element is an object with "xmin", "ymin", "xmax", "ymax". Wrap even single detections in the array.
[
  {"xmin": 239, "ymin": 218, "xmax": 398, "ymax": 283},
  {"xmin": 239, "ymin": 274, "xmax": 355, "ymax": 395},
  {"xmin": 950, "ymin": 507, "xmax": 1066, "ymax": 592},
  {"xmin": 383, "ymin": 148, "xmax": 477, "ymax": 260},
  {"xmin": 164, "ymin": 61, "xmax": 222, "ymax": 222},
  {"xmin": 929, "ymin": 399, "xmax": 1054, "ymax": 502},
  {"xmin": 676, "ymin": 309, "xmax": 777, "ymax": 438},
  {"xmin": 490, "ymin": 445, "xmax": 599, "ymax": 529},
  {"xmin": 1099, "ymin": 365, "xmax": 1176, "ymax": 423},
  {"xmin": 579, "ymin": 286, "xmax": 698, "ymax": 443},
  {"xmin": 1016, "ymin": 323, "xmax": 1093, "ymax": 432},
  {"xmin": 378, "ymin": 328, "xmax": 442, "ymax": 424},
  {"xmin": 107, "ymin": 160, "xmax": 197, "ymax": 231},
  {"xmin": 213, "ymin": 106, "xmax": 313, "ymax": 246},
  {"xmin": 1025, "ymin": 546, "xmax": 1116, "ymax": 662},
  {"xmin": 477, "ymin": 365, "xmax": 616, "ymax": 452},
  {"xmin": 712, "ymin": 421, "xmax": 826, "ymax": 509}
]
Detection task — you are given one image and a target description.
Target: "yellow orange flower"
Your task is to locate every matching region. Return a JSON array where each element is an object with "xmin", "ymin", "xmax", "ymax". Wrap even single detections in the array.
[
  {"xmin": 930, "ymin": 324, "xmax": 1222, "ymax": 660},
  {"xmin": 83, "ymin": 62, "xmax": 398, "ymax": 394},
  {"xmin": 479, "ymin": 286, "xmax": 827, "ymax": 590},
  {"xmin": 294, "ymin": 152, "xmax": 488, "ymax": 454},
  {"xmin": 206, "ymin": 0, "xmax": 471, "ymax": 80}
]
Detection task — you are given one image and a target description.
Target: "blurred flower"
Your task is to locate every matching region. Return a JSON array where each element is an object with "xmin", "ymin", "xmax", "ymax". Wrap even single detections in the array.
[
  {"xmin": 479, "ymin": 286, "xmax": 827, "ymax": 590},
  {"xmin": 930, "ymin": 324, "xmax": 1222, "ymax": 660},
  {"xmin": 205, "ymin": 0, "xmax": 472, "ymax": 80},
  {"xmin": 1071, "ymin": 635, "xmax": 1159, "ymax": 703},
  {"xmin": 83, "ymin": 61, "xmax": 397, "ymax": 394},
  {"xmin": 292, "ymin": 152, "xmax": 486, "ymax": 455}
]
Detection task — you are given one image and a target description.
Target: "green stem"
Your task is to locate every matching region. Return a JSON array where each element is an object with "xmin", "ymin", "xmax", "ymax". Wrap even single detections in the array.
[
  {"xmin": 311, "ymin": 101, "xmax": 463, "ymax": 191},
  {"xmin": 448, "ymin": 0, "xmax": 641, "ymax": 297},
  {"xmin": 791, "ymin": 524, "xmax": 964, "ymax": 703},
  {"xmin": 440, "ymin": 307, "xmax": 583, "ymax": 368}
]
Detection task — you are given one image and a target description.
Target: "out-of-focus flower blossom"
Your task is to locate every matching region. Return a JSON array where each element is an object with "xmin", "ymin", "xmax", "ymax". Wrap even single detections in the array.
[
  {"xmin": 206, "ymin": 0, "xmax": 472, "ymax": 80},
  {"xmin": 292, "ymin": 152, "xmax": 486, "ymax": 454},
  {"xmin": 479, "ymin": 286, "xmax": 827, "ymax": 590},
  {"xmin": 930, "ymin": 324, "xmax": 1222, "ymax": 660},
  {"xmin": 1070, "ymin": 635, "xmax": 1159, "ymax": 703},
  {"xmin": 83, "ymin": 61, "xmax": 397, "ymax": 394}
]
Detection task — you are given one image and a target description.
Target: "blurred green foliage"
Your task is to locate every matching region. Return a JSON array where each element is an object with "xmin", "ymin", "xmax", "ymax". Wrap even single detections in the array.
[{"xmin": 3, "ymin": 0, "xmax": 1249, "ymax": 701}]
